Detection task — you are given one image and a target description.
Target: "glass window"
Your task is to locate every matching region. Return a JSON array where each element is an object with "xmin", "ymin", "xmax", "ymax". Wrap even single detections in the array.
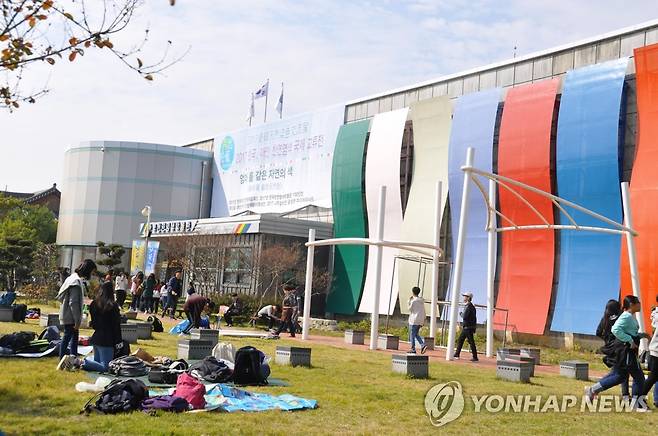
[
  {"xmin": 513, "ymin": 61, "xmax": 533, "ymax": 84},
  {"xmin": 418, "ymin": 86, "xmax": 432, "ymax": 100},
  {"xmin": 463, "ymin": 75, "xmax": 479, "ymax": 94},
  {"xmin": 379, "ymin": 96, "xmax": 392, "ymax": 112},
  {"xmin": 553, "ymin": 51, "xmax": 574, "ymax": 75},
  {"xmin": 496, "ymin": 66, "xmax": 514, "ymax": 87},
  {"xmin": 432, "ymin": 83, "xmax": 447, "ymax": 96},
  {"xmin": 222, "ymin": 247, "xmax": 252, "ymax": 288},
  {"xmin": 574, "ymin": 45, "xmax": 596, "ymax": 68},
  {"xmin": 366, "ymin": 100, "xmax": 380, "ymax": 117},
  {"xmin": 533, "ymin": 57, "xmax": 552, "ymax": 80},
  {"xmin": 620, "ymin": 32, "xmax": 645, "ymax": 57},
  {"xmin": 647, "ymin": 28, "xmax": 658, "ymax": 45},
  {"xmin": 479, "ymin": 71, "xmax": 496, "ymax": 90},
  {"xmin": 447, "ymin": 79, "xmax": 463, "ymax": 97},
  {"xmin": 597, "ymin": 38, "xmax": 620, "ymax": 62}
]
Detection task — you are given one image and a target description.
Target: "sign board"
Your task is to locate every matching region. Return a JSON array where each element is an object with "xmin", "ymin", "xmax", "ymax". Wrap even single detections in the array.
[
  {"xmin": 210, "ymin": 105, "xmax": 345, "ymax": 216},
  {"xmin": 130, "ymin": 240, "xmax": 160, "ymax": 275}
]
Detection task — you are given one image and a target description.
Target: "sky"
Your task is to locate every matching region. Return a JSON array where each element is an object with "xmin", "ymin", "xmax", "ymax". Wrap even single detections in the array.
[{"xmin": 2, "ymin": 0, "xmax": 658, "ymax": 192}]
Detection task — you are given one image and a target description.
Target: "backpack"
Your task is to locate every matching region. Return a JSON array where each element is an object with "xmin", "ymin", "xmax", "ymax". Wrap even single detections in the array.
[
  {"xmin": 174, "ymin": 372, "xmax": 206, "ymax": 410},
  {"xmin": 38, "ymin": 326, "xmax": 61, "ymax": 342},
  {"xmin": 232, "ymin": 346, "xmax": 268, "ymax": 386},
  {"xmin": 15, "ymin": 339, "xmax": 52, "ymax": 354},
  {"xmin": 108, "ymin": 355, "xmax": 148, "ymax": 377},
  {"xmin": 148, "ymin": 360, "xmax": 189, "ymax": 385},
  {"xmin": 82, "ymin": 379, "xmax": 149, "ymax": 414},
  {"xmin": 12, "ymin": 304, "xmax": 27, "ymax": 322},
  {"xmin": 188, "ymin": 356, "xmax": 233, "ymax": 383},
  {"xmin": 147, "ymin": 315, "xmax": 164, "ymax": 333},
  {"xmin": 0, "ymin": 331, "xmax": 36, "ymax": 352},
  {"xmin": 140, "ymin": 395, "xmax": 189, "ymax": 413},
  {"xmin": 114, "ymin": 340, "xmax": 131, "ymax": 359}
]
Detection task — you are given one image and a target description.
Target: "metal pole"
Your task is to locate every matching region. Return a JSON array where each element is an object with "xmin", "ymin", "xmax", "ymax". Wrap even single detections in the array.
[
  {"xmin": 369, "ymin": 185, "xmax": 387, "ymax": 350},
  {"xmin": 446, "ymin": 147, "xmax": 474, "ymax": 361},
  {"xmin": 143, "ymin": 208, "xmax": 151, "ymax": 274},
  {"xmin": 430, "ymin": 181, "xmax": 442, "ymax": 340},
  {"xmin": 621, "ymin": 182, "xmax": 646, "ymax": 340},
  {"xmin": 486, "ymin": 178, "xmax": 496, "ymax": 357},
  {"xmin": 302, "ymin": 228, "xmax": 316, "ymax": 340}
]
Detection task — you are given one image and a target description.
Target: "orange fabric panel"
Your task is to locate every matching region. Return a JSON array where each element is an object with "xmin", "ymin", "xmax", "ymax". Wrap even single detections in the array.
[
  {"xmin": 620, "ymin": 44, "xmax": 658, "ymax": 329},
  {"xmin": 494, "ymin": 79, "xmax": 559, "ymax": 334}
]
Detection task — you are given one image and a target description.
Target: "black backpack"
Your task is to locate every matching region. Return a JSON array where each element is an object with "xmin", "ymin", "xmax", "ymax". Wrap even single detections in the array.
[
  {"xmin": 147, "ymin": 315, "xmax": 164, "ymax": 333},
  {"xmin": 108, "ymin": 355, "xmax": 148, "ymax": 377},
  {"xmin": 82, "ymin": 379, "xmax": 149, "ymax": 414},
  {"xmin": 114, "ymin": 340, "xmax": 131, "ymax": 359},
  {"xmin": 148, "ymin": 359, "xmax": 189, "ymax": 385},
  {"xmin": 0, "ymin": 331, "xmax": 36, "ymax": 352},
  {"xmin": 188, "ymin": 356, "xmax": 233, "ymax": 383},
  {"xmin": 232, "ymin": 346, "xmax": 267, "ymax": 386},
  {"xmin": 12, "ymin": 304, "xmax": 27, "ymax": 322}
]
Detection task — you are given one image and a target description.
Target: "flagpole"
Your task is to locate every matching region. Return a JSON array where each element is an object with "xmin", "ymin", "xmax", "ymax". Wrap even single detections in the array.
[
  {"xmin": 280, "ymin": 82, "xmax": 284, "ymax": 119},
  {"xmin": 264, "ymin": 78, "xmax": 269, "ymax": 123}
]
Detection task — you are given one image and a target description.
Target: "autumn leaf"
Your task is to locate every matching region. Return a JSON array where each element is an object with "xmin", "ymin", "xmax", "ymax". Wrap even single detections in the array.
[
  {"xmin": 84, "ymin": 40, "xmax": 91, "ymax": 48},
  {"xmin": 144, "ymin": 74, "xmax": 153, "ymax": 81},
  {"xmin": 42, "ymin": 1, "xmax": 53, "ymax": 10},
  {"xmin": 36, "ymin": 14, "xmax": 47, "ymax": 20},
  {"xmin": 68, "ymin": 51, "xmax": 76, "ymax": 62},
  {"xmin": 137, "ymin": 58, "xmax": 143, "ymax": 68},
  {"xmin": 63, "ymin": 12, "xmax": 74, "ymax": 20},
  {"xmin": 28, "ymin": 16, "xmax": 36, "ymax": 27},
  {"xmin": 45, "ymin": 58, "xmax": 55, "ymax": 65},
  {"xmin": 0, "ymin": 35, "xmax": 9, "ymax": 42},
  {"xmin": 69, "ymin": 37, "xmax": 78, "ymax": 46}
]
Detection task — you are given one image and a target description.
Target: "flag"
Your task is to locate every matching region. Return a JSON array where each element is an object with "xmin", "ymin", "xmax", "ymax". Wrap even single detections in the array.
[
  {"xmin": 254, "ymin": 81, "xmax": 268, "ymax": 99},
  {"xmin": 247, "ymin": 93, "xmax": 255, "ymax": 122},
  {"xmin": 276, "ymin": 83, "xmax": 284, "ymax": 118}
]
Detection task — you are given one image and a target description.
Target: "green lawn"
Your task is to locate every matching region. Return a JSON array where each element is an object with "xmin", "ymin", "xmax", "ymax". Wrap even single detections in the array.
[{"xmin": 0, "ymin": 306, "xmax": 656, "ymax": 435}]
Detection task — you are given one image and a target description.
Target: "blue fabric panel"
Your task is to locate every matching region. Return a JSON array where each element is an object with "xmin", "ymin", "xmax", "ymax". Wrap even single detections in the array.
[
  {"xmin": 550, "ymin": 58, "xmax": 628, "ymax": 334},
  {"xmin": 448, "ymin": 88, "xmax": 501, "ymax": 311}
]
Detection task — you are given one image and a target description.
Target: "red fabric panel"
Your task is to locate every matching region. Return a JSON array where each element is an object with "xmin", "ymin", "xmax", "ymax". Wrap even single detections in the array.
[
  {"xmin": 620, "ymin": 44, "xmax": 658, "ymax": 330},
  {"xmin": 494, "ymin": 79, "xmax": 559, "ymax": 334}
]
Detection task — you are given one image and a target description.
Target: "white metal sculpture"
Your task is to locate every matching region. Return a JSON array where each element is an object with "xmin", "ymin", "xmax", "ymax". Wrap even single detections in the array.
[{"xmin": 446, "ymin": 147, "xmax": 645, "ymax": 361}]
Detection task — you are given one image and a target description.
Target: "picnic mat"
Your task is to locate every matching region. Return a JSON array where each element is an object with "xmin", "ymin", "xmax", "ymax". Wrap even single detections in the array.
[
  {"xmin": 0, "ymin": 345, "xmax": 93, "ymax": 359},
  {"xmin": 87, "ymin": 372, "xmax": 289, "ymax": 387},
  {"xmin": 149, "ymin": 383, "xmax": 317, "ymax": 412}
]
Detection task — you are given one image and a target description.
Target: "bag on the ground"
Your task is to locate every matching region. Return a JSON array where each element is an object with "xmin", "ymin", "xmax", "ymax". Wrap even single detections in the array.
[
  {"xmin": 147, "ymin": 315, "xmax": 164, "ymax": 333},
  {"xmin": 148, "ymin": 360, "xmax": 188, "ymax": 384},
  {"xmin": 14, "ymin": 339, "xmax": 52, "ymax": 354},
  {"xmin": 12, "ymin": 304, "xmax": 27, "ymax": 322},
  {"xmin": 212, "ymin": 342, "xmax": 236, "ymax": 363},
  {"xmin": 38, "ymin": 326, "xmax": 60, "ymax": 342},
  {"xmin": 169, "ymin": 319, "xmax": 190, "ymax": 335},
  {"xmin": 140, "ymin": 395, "xmax": 189, "ymax": 413},
  {"xmin": 188, "ymin": 356, "xmax": 233, "ymax": 383},
  {"xmin": 114, "ymin": 340, "xmax": 131, "ymax": 359},
  {"xmin": 0, "ymin": 331, "xmax": 36, "ymax": 352},
  {"xmin": 232, "ymin": 346, "xmax": 268, "ymax": 386},
  {"xmin": 174, "ymin": 372, "xmax": 206, "ymax": 410},
  {"xmin": 108, "ymin": 355, "xmax": 148, "ymax": 377},
  {"xmin": 82, "ymin": 379, "xmax": 149, "ymax": 414}
]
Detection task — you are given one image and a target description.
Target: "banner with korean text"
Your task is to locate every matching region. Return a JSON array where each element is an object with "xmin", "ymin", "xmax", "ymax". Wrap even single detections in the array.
[{"xmin": 210, "ymin": 105, "xmax": 345, "ymax": 216}]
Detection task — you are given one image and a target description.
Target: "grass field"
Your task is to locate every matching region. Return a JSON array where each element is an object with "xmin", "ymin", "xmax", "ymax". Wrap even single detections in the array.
[{"xmin": 0, "ymin": 306, "xmax": 656, "ymax": 435}]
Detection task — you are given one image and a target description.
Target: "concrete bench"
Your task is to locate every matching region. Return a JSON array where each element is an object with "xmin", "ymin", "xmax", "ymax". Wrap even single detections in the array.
[
  {"xmin": 520, "ymin": 348, "xmax": 541, "ymax": 365},
  {"xmin": 0, "ymin": 306, "xmax": 13, "ymax": 322},
  {"xmin": 120, "ymin": 323, "xmax": 139, "ymax": 344},
  {"xmin": 275, "ymin": 346, "xmax": 311, "ymax": 367},
  {"xmin": 499, "ymin": 355, "xmax": 536, "ymax": 377},
  {"xmin": 377, "ymin": 334, "xmax": 399, "ymax": 350},
  {"xmin": 344, "ymin": 330, "xmax": 365, "ymax": 345},
  {"xmin": 560, "ymin": 360, "xmax": 589, "ymax": 381},
  {"xmin": 39, "ymin": 313, "xmax": 61, "ymax": 328},
  {"xmin": 496, "ymin": 359, "xmax": 532, "ymax": 383},
  {"xmin": 190, "ymin": 328, "xmax": 219, "ymax": 347},
  {"xmin": 178, "ymin": 338, "xmax": 214, "ymax": 360},
  {"xmin": 392, "ymin": 354, "xmax": 429, "ymax": 378},
  {"xmin": 128, "ymin": 321, "xmax": 152, "ymax": 339}
]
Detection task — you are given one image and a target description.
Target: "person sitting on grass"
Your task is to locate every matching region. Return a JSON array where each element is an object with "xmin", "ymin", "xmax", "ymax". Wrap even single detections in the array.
[
  {"xmin": 585, "ymin": 295, "xmax": 650, "ymax": 410},
  {"xmin": 453, "ymin": 291, "xmax": 478, "ymax": 362},
  {"xmin": 182, "ymin": 294, "xmax": 216, "ymax": 334},
  {"xmin": 223, "ymin": 293, "xmax": 242, "ymax": 327},
  {"xmin": 254, "ymin": 304, "xmax": 281, "ymax": 330},
  {"xmin": 407, "ymin": 286, "xmax": 427, "ymax": 354},
  {"xmin": 57, "ymin": 281, "xmax": 123, "ymax": 372}
]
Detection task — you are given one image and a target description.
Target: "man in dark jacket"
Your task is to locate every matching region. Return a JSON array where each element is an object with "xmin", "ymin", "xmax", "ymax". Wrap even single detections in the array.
[
  {"xmin": 165, "ymin": 271, "xmax": 183, "ymax": 318},
  {"xmin": 182, "ymin": 294, "xmax": 215, "ymax": 334},
  {"xmin": 453, "ymin": 291, "xmax": 478, "ymax": 361}
]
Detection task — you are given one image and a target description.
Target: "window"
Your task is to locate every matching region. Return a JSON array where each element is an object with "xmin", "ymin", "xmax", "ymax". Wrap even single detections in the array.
[{"xmin": 222, "ymin": 247, "xmax": 252, "ymax": 287}]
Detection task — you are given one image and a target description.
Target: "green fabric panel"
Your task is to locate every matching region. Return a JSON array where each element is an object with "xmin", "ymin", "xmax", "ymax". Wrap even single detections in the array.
[{"xmin": 325, "ymin": 120, "xmax": 370, "ymax": 315}]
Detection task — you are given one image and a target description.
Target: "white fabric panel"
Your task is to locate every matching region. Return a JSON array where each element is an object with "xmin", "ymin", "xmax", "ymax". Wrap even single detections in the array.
[
  {"xmin": 358, "ymin": 108, "xmax": 409, "ymax": 315},
  {"xmin": 398, "ymin": 97, "xmax": 452, "ymax": 314}
]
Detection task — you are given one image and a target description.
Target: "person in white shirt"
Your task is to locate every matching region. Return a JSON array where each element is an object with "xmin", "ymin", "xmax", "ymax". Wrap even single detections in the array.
[
  {"xmin": 255, "ymin": 304, "xmax": 281, "ymax": 330},
  {"xmin": 408, "ymin": 286, "xmax": 427, "ymax": 354},
  {"xmin": 114, "ymin": 272, "xmax": 129, "ymax": 309},
  {"xmin": 642, "ymin": 298, "xmax": 658, "ymax": 406}
]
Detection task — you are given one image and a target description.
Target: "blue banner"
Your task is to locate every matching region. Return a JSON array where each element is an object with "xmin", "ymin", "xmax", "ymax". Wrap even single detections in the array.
[{"xmin": 550, "ymin": 58, "xmax": 628, "ymax": 334}]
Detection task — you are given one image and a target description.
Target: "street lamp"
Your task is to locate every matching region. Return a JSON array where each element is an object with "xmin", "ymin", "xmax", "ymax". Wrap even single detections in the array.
[{"xmin": 141, "ymin": 205, "xmax": 151, "ymax": 273}]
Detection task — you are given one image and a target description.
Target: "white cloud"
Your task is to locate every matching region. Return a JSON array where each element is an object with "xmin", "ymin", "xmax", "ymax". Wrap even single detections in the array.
[{"xmin": 2, "ymin": 0, "xmax": 658, "ymax": 192}]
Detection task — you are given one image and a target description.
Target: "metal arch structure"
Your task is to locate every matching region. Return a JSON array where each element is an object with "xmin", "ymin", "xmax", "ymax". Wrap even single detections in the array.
[
  {"xmin": 301, "ymin": 182, "xmax": 445, "ymax": 350},
  {"xmin": 446, "ymin": 147, "xmax": 646, "ymax": 361}
]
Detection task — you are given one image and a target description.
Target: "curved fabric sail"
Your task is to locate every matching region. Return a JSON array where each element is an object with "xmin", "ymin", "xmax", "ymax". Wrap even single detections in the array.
[
  {"xmin": 550, "ymin": 58, "xmax": 628, "ymax": 334},
  {"xmin": 359, "ymin": 108, "xmax": 408, "ymax": 315},
  {"xmin": 494, "ymin": 79, "xmax": 559, "ymax": 335},
  {"xmin": 326, "ymin": 120, "xmax": 370, "ymax": 315},
  {"xmin": 398, "ymin": 97, "xmax": 452, "ymax": 314},
  {"xmin": 447, "ymin": 88, "xmax": 501, "ymax": 309},
  {"xmin": 620, "ymin": 44, "xmax": 658, "ymax": 330}
]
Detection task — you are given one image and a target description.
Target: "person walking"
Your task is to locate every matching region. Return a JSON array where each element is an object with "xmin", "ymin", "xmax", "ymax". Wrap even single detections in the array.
[
  {"xmin": 274, "ymin": 286, "xmax": 296, "ymax": 337},
  {"xmin": 114, "ymin": 272, "xmax": 129, "ymax": 310},
  {"xmin": 159, "ymin": 280, "xmax": 169, "ymax": 316},
  {"xmin": 165, "ymin": 271, "xmax": 182, "ymax": 318},
  {"xmin": 142, "ymin": 273, "xmax": 156, "ymax": 313},
  {"xmin": 641, "ymin": 296, "xmax": 658, "ymax": 407},
  {"xmin": 152, "ymin": 281, "xmax": 162, "ymax": 315},
  {"xmin": 585, "ymin": 295, "xmax": 650, "ymax": 409},
  {"xmin": 129, "ymin": 271, "xmax": 144, "ymax": 311},
  {"xmin": 596, "ymin": 299, "xmax": 629, "ymax": 398},
  {"xmin": 57, "ymin": 281, "xmax": 123, "ymax": 372},
  {"xmin": 408, "ymin": 286, "xmax": 427, "ymax": 354},
  {"xmin": 453, "ymin": 291, "xmax": 478, "ymax": 361},
  {"xmin": 56, "ymin": 259, "xmax": 96, "ymax": 369}
]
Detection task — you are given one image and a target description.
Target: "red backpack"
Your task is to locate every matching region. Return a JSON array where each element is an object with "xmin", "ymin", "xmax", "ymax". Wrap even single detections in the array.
[{"xmin": 174, "ymin": 373, "xmax": 206, "ymax": 409}]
